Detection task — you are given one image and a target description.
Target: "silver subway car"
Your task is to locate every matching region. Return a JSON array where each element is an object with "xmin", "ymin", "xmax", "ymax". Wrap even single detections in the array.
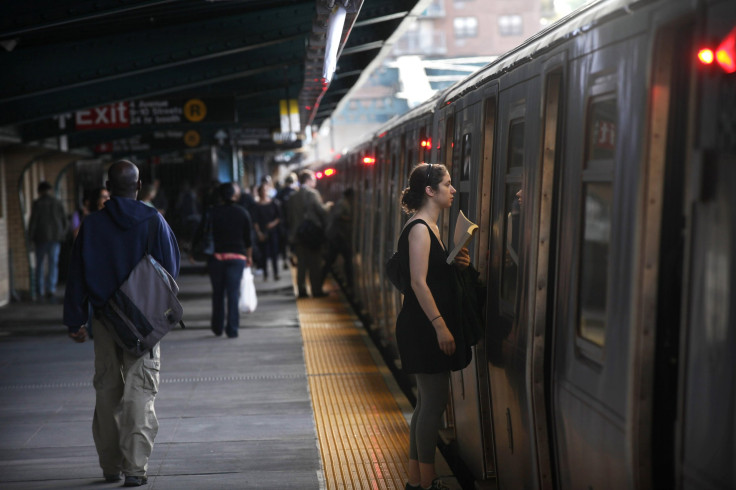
[{"xmin": 317, "ymin": 0, "xmax": 736, "ymax": 488}]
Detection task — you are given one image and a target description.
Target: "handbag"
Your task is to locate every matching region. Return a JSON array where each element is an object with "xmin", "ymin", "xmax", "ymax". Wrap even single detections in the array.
[
  {"xmin": 192, "ymin": 211, "xmax": 214, "ymax": 261},
  {"xmin": 385, "ymin": 251, "xmax": 407, "ymax": 293},
  {"xmin": 97, "ymin": 217, "xmax": 184, "ymax": 357},
  {"xmin": 238, "ymin": 266, "xmax": 258, "ymax": 313}
]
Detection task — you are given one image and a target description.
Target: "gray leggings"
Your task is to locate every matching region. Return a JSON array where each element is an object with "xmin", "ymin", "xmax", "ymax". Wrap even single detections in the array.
[{"xmin": 409, "ymin": 371, "xmax": 450, "ymax": 463}]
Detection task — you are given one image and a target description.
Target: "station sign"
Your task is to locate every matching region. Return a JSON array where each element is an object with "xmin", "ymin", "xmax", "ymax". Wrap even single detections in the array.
[
  {"xmin": 93, "ymin": 130, "xmax": 204, "ymax": 154},
  {"xmin": 75, "ymin": 97, "xmax": 234, "ymax": 130}
]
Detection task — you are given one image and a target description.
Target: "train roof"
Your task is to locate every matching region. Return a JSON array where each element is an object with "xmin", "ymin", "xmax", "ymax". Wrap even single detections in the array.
[
  {"xmin": 444, "ymin": 0, "xmax": 642, "ymax": 101},
  {"xmin": 338, "ymin": 0, "xmax": 643, "ymax": 156}
]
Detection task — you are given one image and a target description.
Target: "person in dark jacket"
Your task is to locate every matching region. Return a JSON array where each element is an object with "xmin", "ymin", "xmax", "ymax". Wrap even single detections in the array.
[
  {"xmin": 207, "ymin": 182, "xmax": 253, "ymax": 338},
  {"xmin": 28, "ymin": 181, "xmax": 68, "ymax": 299},
  {"xmin": 63, "ymin": 160, "xmax": 180, "ymax": 487}
]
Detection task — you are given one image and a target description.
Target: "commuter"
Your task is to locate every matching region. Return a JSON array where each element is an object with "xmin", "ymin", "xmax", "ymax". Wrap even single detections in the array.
[
  {"xmin": 63, "ymin": 160, "xmax": 180, "ymax": 487},
  {"xmin": 322, "ymin": 188, "xmax": 355, "ymax": 294},
  {"xmin": 286, "ymin": 169, "xmax": 332, "ymax": 298},
  {"xmin": 276, "ymin": 172, "xmax": 298, "ymax": 269},
  {"xmin": 139, "ymin": 183, "xmax": 157, "ymax": 209},
  {"xmin": 28, "ymin": 181, "xmax": 68, "ymax": 300},
  {"xmin": 69, "ymin": 187, "xmax": 110, "ymax": 338},
  {"xmin": 71, "ymin": 187, "xmax": 110, "ymax": 239},
  {"xmin": 394, "ymin": 163, "xmax": 470, "ymax": 490},
  {"xmin": 207, "ymin": 182, "xmax": 253, "ymax": 337},
  {"xmin": 253, "ymin": 183, "xmax": 282, "ymax": 281}
]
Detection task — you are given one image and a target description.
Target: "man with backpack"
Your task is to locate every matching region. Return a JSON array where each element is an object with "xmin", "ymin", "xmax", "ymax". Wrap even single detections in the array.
[{"xmin": 63, "ymin": 160, "xmax": 180, "ymax": 487}]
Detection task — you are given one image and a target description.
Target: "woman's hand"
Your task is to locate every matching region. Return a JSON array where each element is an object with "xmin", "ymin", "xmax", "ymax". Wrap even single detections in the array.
[
  {"xmin": 434, "ymin": 321, "xmax": 456, "ymax": 356},
  {"xmin": 454, "ymin": 247, "xmax": 470, "ymax": 270}
]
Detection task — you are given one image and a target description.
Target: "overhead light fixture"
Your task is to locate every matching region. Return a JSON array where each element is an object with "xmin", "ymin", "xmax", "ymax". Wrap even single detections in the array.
[{"xmin": 323, "ymin": 4, "xmax": 347, "ymax": 84}]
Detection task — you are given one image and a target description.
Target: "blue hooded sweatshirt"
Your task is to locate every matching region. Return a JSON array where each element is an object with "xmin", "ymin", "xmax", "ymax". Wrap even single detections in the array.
[{"xmin": 63, "ymin": 196, "xmax": 180, "ymax": 332}]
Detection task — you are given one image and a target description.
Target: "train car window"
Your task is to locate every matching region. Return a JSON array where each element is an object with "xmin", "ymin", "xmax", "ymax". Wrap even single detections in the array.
[
  {"xmin": 586, "ymin": 98, "xmax": 616, "ymax": 164},
  {"xmin": 578, "ymin": 95, "xmax": 616, "ymax": 347},
  {"xmin": 507, "ymin": 120, "xmax": 525, "ymax": 169},
  {"xmin": 461, "ymin": 133, "xmax": 472, "ymax": 180},
  {"xmin": 501, "ymin": 183, "xmax": 523, "ymax": 306}
]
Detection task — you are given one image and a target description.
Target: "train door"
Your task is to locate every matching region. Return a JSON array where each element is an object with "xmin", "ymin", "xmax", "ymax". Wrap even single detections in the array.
[
  {"xmin": 485, "ymin": 73, "xmax": 542, "ymax": 489},
  {"xmin": 549, "ymin": 29, "xmax": 651, "ymax": 489},
  {"xmin": 374, "ymin": 141, "xmax": 391, "ymax": 347},
  {"xmin": 446, "ymin": 98, "xmax": 497, "ymax": 482},
  {"xmin": 357, "ymin": 151, "xmax": 371, "ymax": 312}
]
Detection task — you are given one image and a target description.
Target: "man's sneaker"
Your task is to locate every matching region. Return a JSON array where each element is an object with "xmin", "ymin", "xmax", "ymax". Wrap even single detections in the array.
[
  {"xmin": 123, "ymin": 475, "xmax": 148, "ymax": 487},
  {"xmin": 103, "ymin": 473, "xmax": 121, "ymax": 482}
]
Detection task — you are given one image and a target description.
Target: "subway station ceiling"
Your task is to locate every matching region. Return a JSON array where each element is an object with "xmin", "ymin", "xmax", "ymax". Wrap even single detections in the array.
[{"xmin": 0, "ymin": 0, "xmax": 424, "ymax": 156}]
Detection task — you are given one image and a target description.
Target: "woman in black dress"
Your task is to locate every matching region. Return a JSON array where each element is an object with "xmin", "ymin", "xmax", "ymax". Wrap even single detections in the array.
[{"xmin": 396, "ymin": 163, "xmax": 470, "ymax": 490}]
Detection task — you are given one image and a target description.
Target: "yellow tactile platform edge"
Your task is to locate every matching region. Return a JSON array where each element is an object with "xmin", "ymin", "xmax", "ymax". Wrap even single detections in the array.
[{"xmin": 297, "ymin": 294, "xmax": 410, "ymax": 490}]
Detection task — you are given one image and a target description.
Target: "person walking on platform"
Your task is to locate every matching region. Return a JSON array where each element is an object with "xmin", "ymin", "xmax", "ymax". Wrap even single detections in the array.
[
  {"xmin": 28, "ymin": 181, "xmax": 68, "ymax": 300},
  {"xmin": 286, "ymin": 170, "xmax": 332, "ymax": 298},
  {"xmin": 275, "ymin": 172, "xmax": 298, "ymax": 269},
  {"xmin": 322, "ymin": 187, "xmax": 355, "ymax": 295},
  {"xmin": 253, "ymin": 183, "xmax": 282, "ymax": 281},
  {"xmin": 394, "ymin": 163, "xmax": 470, "ymax": 490},
  {"xmin": 207, "ymin": 182, "xmax": 253, "ymax": 338},
  {"xmin": 63, "ymin": 160, "xmax": 180, "ymax": 487}
]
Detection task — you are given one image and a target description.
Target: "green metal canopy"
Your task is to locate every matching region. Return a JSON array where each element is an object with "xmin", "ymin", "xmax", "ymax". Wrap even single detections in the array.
[{"xmin": 0, "ymin": 0, "xmax": 424, "ymax": 154}]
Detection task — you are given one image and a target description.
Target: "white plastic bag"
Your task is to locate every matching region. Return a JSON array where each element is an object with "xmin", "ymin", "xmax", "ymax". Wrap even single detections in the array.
[{"xmin": 238, "ymin": 267, "xmax": 257, "ymax": 313}]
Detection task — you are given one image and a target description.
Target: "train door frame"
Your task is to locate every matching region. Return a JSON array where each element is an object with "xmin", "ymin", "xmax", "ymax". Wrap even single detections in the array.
[
  {"xmin": 484, "ymin": 65, "xmax": 543, "ymax": 489},
  {"xmin": 444, "ymin": 91, "xmax": 493, "ymax": 482},
  {"xmin": 530, "ymin": 57, "xmax": 566, "ymax": 490},
  {"xmin": 374, "ymin": 139, "xmax": 392, "ymax": 347},
  {"xmin": 383, "ymin": 132, "xmax": 404, "ymax": 353},
  {"xmin": 357, "ymin": 148, "xmax": 372, "ymax": 312},
  {"xmin": 476, "ymin": 88, "xmax": 499, "ymax": 483},
  {"xmin": 550, "ymin": 20, "xmax": 652, "ymax": 488}
]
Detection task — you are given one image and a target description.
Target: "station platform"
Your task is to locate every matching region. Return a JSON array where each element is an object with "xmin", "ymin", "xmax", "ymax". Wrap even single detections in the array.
[{"xmin": 0, "ymin": 264, "xmax": 461, "ymax": 489}]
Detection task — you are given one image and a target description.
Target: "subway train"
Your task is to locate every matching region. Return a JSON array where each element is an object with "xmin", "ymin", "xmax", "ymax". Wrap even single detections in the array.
[{"xmin": 314, "ymin": 0, "xmax": 735, "ymax": 488}]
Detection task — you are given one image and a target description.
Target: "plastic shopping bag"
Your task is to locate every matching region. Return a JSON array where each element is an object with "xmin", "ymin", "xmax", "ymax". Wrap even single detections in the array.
[{"xmin": 238, "ymin": 267, "xmax": 258, "ymax": 313}]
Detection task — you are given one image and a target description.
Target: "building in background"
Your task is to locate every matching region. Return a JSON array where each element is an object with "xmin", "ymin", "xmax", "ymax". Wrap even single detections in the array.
[{"xmin": 309, "ymin": 0, "xmax": 545, "ymax": 162}]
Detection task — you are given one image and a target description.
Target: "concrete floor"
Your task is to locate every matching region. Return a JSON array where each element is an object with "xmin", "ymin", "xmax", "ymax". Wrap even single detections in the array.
[{"xmin": 0, "ymin": 265, "xmax": 322, "ymax": 489}]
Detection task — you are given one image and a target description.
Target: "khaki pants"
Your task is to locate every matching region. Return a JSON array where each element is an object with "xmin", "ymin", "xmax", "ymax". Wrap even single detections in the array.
[{"xmin": 92, "ymin": 315, "xmax": 160, "ymax": 477}]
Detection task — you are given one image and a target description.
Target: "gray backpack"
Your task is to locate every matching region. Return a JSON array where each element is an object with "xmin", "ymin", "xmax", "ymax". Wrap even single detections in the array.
[{"xmin": 97, "ymin": 217, "xmax": 184, "ymax": 357}]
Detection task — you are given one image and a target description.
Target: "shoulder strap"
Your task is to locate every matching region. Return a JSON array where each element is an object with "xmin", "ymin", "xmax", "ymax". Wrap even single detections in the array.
[{"xmin": 401, "ymin": 218, "xmax": 431, "ymax": 237}]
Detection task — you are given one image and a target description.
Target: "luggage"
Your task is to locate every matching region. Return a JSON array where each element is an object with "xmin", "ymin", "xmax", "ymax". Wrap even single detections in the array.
[{"xmin": 98, "ymin": 217, "xmax": 184, "ymax": 357}]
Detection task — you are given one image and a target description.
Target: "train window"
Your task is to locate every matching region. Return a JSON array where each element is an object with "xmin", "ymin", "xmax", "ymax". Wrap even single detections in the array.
[
  {"xmin": 501, "ymin": 183, "xmax": 523, "ymax": 306},
  {"xmin": 461, "ymin": 133, "xmax": 472, "ymax": 180},
  {"xmin": 578, "ymin": 183, "xmax": 612, "ymax": 346},
  {"xmin": 586, "ymin": 97, "xmax": 616, "ymax": 164},
  {"xmin": 507, "ymin": 120, "xmax": 524, "ymax": 170},
  {"xmin": 578, "ymin": 95, "xmax": 617, "ymax": 347}
]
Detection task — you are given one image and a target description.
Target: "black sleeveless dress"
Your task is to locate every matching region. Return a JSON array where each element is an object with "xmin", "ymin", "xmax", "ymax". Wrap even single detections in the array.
[{"xmin": 395, "ymin": 219, "xmax": 471, "ymax": 374}]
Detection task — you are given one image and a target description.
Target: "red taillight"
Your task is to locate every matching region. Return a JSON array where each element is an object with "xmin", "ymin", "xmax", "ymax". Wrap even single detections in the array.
[
  {"xmin": 698, "ymin": 48, "xmax": 715, "ymax": 65},
  {"xmin": 716, "ymin": 27, "xmax": 736, "ymax": 73},
  {"xmin": 420, "ymin": 138, "xmax": 432, "ymax": 148},
  {"xmin": 324, "ymin": 168, "xmax": 336, "ymax": 177},
  {"xmin": 316, "ymin": 171, "xmax": 324, "ymax": 179},
  {"xmin": 362, "ymin": 156, "xmax": 375, "ymax": 165},
  {"xmin": 699, "ymin": 27, "xmax": 736, "ymax": 74}
]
